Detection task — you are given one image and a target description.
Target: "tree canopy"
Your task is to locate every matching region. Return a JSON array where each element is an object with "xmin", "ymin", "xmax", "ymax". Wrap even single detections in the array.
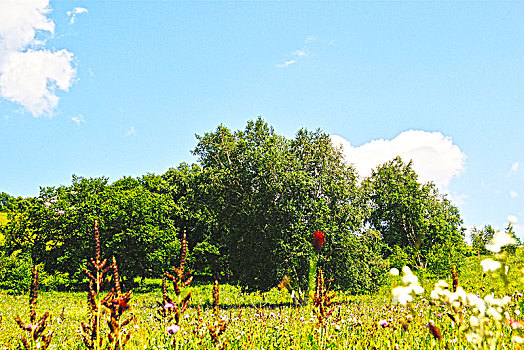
[{"xmin": 1, "ymin": 118, "xmax": 468, "ymax": 292}]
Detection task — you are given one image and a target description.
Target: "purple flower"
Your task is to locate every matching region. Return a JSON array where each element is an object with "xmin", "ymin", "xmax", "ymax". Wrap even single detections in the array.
[
  {"xmin": 164, "ymin": 302, "xmax": 174, "ymax": 310},
  {"xmin": 378, "ymin": 320, "xmax": 389, "ymax": 327},
  {"xmin": 166, "ymin": 325, "xmax": 180, "ymax": 335}
]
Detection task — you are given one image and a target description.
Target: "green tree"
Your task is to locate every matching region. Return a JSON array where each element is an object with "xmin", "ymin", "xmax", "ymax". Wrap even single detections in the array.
[
  {"xmin": 4, "ymin": 175, "xmax": 180, "ymax": 284},
  {"xmin": 471, "ymin": 224, "xmax": 495, "ymax": 256},
  {"xmin": 362, "ymin": 157, "xmax": 465, "ymax": 272},
  {"xmin": 192, "ymin": 118, "xmax": 385, "ymax": 292}
]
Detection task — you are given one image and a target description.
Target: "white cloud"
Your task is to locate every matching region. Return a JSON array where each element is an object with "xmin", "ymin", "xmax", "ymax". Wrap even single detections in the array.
[
  {"xmin": 1, "ymin": 49, "xmax": 75, "ymax": 116},
  {"xmin": 507, "ymin": 215, "xmax": 518, "ymax": 224},
  {"xmin": 277, "ymin": 35, "xmax": 332, "ymax": 68},
  {"xmin": 126, "ymin": 126, "xmax": 136, "ymax": 136},
  {"xmin": 276, "ymin": 60, "xmax": 296, "ymax": 68},
  {"xmin": 71, "ymin": 113, "xmax": 84, "ymax": 125},
  {"xmin": 292, "ymin": 48, "xmax": 309, "ymax": 58},
  {"xmin": 330, "ymin": 130, "xmax": 467, "ymax": 191},
  {"xmin": 510, "ymin": 190, "xmax": 518, "ymax": 199},
  {"xmin": 509, "ymin": 161, "xmax": 519, "ymax": 176},
  {"xmin": 0, "ymin": 0, "xmax": 76, "ymax": 117},
  {"xmin": 305, "ymin": 35, "xmax": 317, "ymax": 43},
  {"xmin": 67, "ymin": 7, "xmax": 88, "ymax": 24}
]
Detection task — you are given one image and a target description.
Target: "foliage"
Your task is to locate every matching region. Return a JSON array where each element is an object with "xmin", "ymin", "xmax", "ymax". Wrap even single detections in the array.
[
  {"xmin": 471, "ymin": 224, "xmax": 495, "ymax": 256},
  {"xmin": 3, "ymin": 175, "xmax": 180, "ymax": 283},
  {"xmin": 361, "ymin": 157, "xmax": 465, "ymax": 273},
  {"xmin": 191, "ymin": 118, "xmax": 373, "ymax": 292}
]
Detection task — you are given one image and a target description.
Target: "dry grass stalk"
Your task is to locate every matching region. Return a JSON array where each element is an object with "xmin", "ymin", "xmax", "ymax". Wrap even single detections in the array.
[
  {"xmin": 427, "ymin": 320, "xmax": 442, "ymax": 340},
  {"xmin": 101, "ymin": 256, "xmax": 135, "ymax": 350},
  {"xmin": 81, "ymin": 220, "xmax": 135, "ymax": 350},
  {"xmin": 15, "ymin": 265, "xmax": 53, "ymax": 350},
  {"xmin": 208, "ymin": 280, "xmax": 229, "ymax": 350},
  {"xmin": 156, "ymin": 230, "xmax": 193, "ymax": 345},
  {"xmin": 313, "ymin": 268, "xmax": 338, "ymax": 327},
  {"xmin": 212, "ymin": 280, "xmax": 220, "ymax": 317},
  {"xmin": 452, "ymin": 265, "xmax": 459, "ymax": 293}
]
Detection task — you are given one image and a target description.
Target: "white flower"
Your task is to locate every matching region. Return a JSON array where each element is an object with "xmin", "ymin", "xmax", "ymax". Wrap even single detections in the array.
[
  {"xmin": 435, "ymin": 280, "xmax": 449, "ymax": 289},
  {"xmin": 411, "ymin": 283, "xmax": 424, "ymax": 295},
  {"xmin": 392, "ymin": 286, "xmax": 413, "ymax": 305},
  {"xmin": 486, "ymin": 307, "xmax": 502, "ymax": 320},
  {"xmin": 468, "ymin": 294, "xmax": 486, "ymax": 314},
  {"xmin": 390, "ymin": 268, "xmax": 399, "ymax": 276},
  {"xmin": 480, "ymin": 258, "xmax": 501, "ymax": 272},
  {"xmin": 469, "ymin": 316, "xmax": 479, "ymax": 327},
  {"xmin": 455, "ymin": 287, "xmax": 467, "ymax": 303},
  {"xmin": 402, "ymin": 266, "xmax": 412, "ymax": 275},
  {"xmin": 402, "ymin": 274, "xmax": 419, "ymax": 285},
  {"xmin": 430, "ymin": 290, "xmax": 440, "ymax": 300},
  {"xmin": 513, "ymin": 336, "xmax": 524, "ymax": 344},
  {"xmin": 486, "ymin": 231, "xmax": 516, "ymax": 252},
  {"xmin": 467, "ymin": 333, "xmax": 482, "ymax": 344}
]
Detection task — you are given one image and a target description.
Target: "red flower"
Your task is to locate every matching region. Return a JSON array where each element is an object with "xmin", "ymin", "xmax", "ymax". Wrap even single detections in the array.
[{"xmin": 312, "ymin": 230, "xmax": 325, "ymax": 253}]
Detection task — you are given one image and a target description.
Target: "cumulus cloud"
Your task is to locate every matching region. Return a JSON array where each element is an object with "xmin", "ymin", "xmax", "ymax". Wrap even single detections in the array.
[
  {"xmin": 67, "ymin": 7, "xmax": 88, "ymax": 24},
  {"xmin": 0, "ymin": 0, "xmax": 76, "ymax": 117},
  {"xmin": 330, "ymin": 130, "xmax": 467, "ymax": 191}
]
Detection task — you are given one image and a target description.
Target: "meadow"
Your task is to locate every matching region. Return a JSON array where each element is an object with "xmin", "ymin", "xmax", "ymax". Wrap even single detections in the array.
[{"xmin": 2, "ymin": 246, "xmax": 524, "ymax": 350}]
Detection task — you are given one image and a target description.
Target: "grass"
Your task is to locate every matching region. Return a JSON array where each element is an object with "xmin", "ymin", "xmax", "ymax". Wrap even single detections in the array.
[{"xmin": 2, "ymin": 250, "xmax": 524, "ymax": 349}]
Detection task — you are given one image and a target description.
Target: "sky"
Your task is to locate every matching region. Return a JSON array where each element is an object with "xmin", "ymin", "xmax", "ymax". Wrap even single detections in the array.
[{"xmin": 0, "ymin": 1, "xmax": 523, "ymax": 237}]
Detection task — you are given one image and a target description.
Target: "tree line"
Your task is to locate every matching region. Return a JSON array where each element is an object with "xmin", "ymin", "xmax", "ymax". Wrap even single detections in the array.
[{"xmin": 0, "ymin": 118, "xmax": 468, "ymax": 293}]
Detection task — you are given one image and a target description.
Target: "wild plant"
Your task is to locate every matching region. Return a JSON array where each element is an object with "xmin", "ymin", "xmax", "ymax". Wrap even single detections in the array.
[
  {"xmin": 156, "ymin": 230, "xmax": 193, "ymax": 344},
  {"xmin": 277, "ymin": 275, "xmax": 301, "ymax": 306},
  {"xmin": 101, "ymin": 256, "xmax": 135, "ymax": 349},
  {"xmin": 313, "ymin": 268, "xmax": 338, "ymax": 327},
  {"xmin": 81, "ymin": 219, "xmax": 112, "ymax": 350},
  {"xmin": 14, "ymin": 265, "xmax": 53, "ymax": 350},
  {"xmin": 390, "ymin": 225, "xmax": 524, "ymax": 348},
  {"xmin": 207, "ymin": 280, "xmax": 228, "ymax": 350},
  {"xmin": 81, "ymin": 219, "xmax": 135, "ymax": 350},
  {"xmin": 307, "ymin": 230, "xmax": 325, "ymax": 304}
]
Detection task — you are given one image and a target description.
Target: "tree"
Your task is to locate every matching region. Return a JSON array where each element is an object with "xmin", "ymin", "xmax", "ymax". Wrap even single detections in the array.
[
  {"xmin": 191, "ymin": 118, "xmax": 384, "ymax": 292},
  {"xmin": 471, "ymin": 225, "xmax": 495, "ymax": 256},
  {"xmin": 362, "ymin": 157, "xmax": 465, "ymax": 271},
  {"xmin": 4, "ymin": 175, "xmax": 180, "ymax": 283}
]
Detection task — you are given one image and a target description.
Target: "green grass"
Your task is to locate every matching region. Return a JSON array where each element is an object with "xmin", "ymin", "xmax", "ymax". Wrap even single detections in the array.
[{"xmin": 2, "ymin": 251, "xmax": 524, "ymax": 349}]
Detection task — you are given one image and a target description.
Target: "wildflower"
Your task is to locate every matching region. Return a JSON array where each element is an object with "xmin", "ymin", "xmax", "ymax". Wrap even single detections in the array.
[
  {"xmin": 378, "ymin": 320, "xmax": 389, "ymax": 327},
  {"xmin": 166, "ymin": 325, "xmax": 181, "ymax": 335},
  {"xmin": 486, "ymin": 307, "xmax": 502, "ymax": 320},
  {"xmin": 312, "ymin": 230, "xmax": 325, "ymax": 253},
  {"xmin": 513, "ymin": 336, "xmax": 524, "ymax": 344},
  {"xmin": 511, "ymin": 320, "xmax": 524, "ymax": 330},
  {"xmin": 390, "ymin": 268, "xmax": 399, "ymax": 276},
  {"xmin": 402, "ymin": 273, "xmax": 419, "ymax": 285},
  {"xmin": 466, "ymin": 333, "xmax": 482, "ymax": 344},
  {"xmin": 480, "ymin": 258, "xmax": 501, "ymax": 272},
  {"xmin": 392, "ymin": 286, "xmax": 413, "ymax": 305},
  {"xmin": 164, "ymin": 302, "xmax": 174, "ymax": 310}
]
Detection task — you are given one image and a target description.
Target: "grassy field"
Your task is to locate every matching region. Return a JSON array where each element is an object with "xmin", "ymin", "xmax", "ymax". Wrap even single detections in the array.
[{"xmin": 2, "ymin": 252, "xmax": 524, "ymax": 349}]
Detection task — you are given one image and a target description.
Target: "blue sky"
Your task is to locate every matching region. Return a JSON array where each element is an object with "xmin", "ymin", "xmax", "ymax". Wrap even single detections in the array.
[{"xmin": 0, "ymin": 1, "xmax": 523, "ymax": 236}]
